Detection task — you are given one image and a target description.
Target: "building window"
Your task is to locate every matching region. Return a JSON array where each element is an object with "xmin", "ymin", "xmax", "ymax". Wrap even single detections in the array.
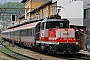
[
  {"xmin": 50, "ymin": 3, "xmax": 57, "ymax": 15},
  {"xmin": 35, "ymin": 12, "xmax": 40, "ymax": 20},
  {"xmin": 43, "ymin": 8, "xmax": 47, "ymax": 18}
]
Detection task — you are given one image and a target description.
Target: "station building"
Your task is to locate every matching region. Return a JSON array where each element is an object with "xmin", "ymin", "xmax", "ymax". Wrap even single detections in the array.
[{"xmin": 20, "ymin": 0, "xmax": 90, "ymax": 49}]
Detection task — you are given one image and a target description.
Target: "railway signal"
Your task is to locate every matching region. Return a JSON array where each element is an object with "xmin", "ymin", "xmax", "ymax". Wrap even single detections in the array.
[
  {"xmin": 12, "ymin": 14, "xmax": 16, "ymax": 21},
  {"xmin": 11, "ymin": 14, "xmax": 16, "ymax": 22},
  {"xmin": 11, "ymin": 14, "xmax": 16, "ymax": 47}
]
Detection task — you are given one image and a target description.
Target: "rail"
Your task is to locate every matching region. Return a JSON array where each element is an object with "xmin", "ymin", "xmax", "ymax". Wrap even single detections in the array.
[
  {"xmin": 0, "ymin": 44, "xmax": 38, "ymax": 60},
  {"xmin": 57, "ymin": 53, "xmax": 90, "ymax": 60}
]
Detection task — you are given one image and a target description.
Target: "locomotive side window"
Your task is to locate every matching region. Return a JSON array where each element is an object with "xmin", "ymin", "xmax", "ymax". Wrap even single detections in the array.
[
  {"xmin": 64, "ymin": 22, "xmax": 69, "ymax": 28},
  {"xmin": 59, "ymin": 23, "xmax": 63, "ymax": 28}
]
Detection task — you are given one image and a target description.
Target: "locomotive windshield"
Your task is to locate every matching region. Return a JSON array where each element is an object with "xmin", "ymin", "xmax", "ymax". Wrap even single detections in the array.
[{"xmin": 46, "ymin": 21, "xmax": 69, "ymax": 29}]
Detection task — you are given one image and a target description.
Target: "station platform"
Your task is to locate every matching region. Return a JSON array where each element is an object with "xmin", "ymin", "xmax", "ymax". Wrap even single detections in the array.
[{"xmin": 79, "ymin": 50, "xmax": 90, "ymax": 56}]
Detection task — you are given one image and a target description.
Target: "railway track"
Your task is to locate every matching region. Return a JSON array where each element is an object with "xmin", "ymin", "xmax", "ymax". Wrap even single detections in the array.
[
  {"xmin": 55, "ymin": 53, "xmax": 90, "ymax": 60},
  {"xmin": 1, "ymin": 40, "xmax": 90, "ymax": 60},
  {"xmin": 0, "ymin": 43, "xmax": 38, "ymax": 60},
  {"xmin": 8, "ymin": 46, "xmax": 90, "ymax": 60}
]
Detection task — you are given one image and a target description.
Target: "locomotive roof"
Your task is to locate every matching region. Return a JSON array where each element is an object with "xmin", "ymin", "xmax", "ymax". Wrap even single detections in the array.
[
  {"xmin": 42, "ymin": 18, "xmax": 70, "ymax": 23},
  {"xmin": 42, "ymin": 14, "xmax": 69, "ymax": 22}
]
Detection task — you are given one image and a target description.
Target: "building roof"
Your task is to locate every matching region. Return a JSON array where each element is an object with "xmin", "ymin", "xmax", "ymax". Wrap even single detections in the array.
[{"xmin": 21, "ymin": 0, "xmax": 50, "ymax": 3}]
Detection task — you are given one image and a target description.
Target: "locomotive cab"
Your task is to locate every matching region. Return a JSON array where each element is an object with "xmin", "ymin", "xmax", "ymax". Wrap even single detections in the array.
[{"xmin": 40, "ymin": 15, "xmax": 69, "ymax": 29}]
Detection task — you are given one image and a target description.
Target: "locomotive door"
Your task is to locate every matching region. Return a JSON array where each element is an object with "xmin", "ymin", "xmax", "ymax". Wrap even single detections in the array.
[{"xmin": 35, "ymin": 22, "xmax": 40, "ymax": 41}]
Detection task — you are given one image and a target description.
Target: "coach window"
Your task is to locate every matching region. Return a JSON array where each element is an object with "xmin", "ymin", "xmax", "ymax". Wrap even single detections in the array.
[
  {"xmin": 32, "ymin": 28, "xmax": 34, "ymax": 36},
  {"xmin": 11, "ymin": 32, "xmax": 13, "ymax": 35},
  {"xmin": 8, "ymin": 32, "xmax": 10, "ymax": 36},
  {"xmin": 27, "ymin": 29, "xmax": 32, "ymax": 36},
  {"xmin": 13, "ymin": 31, "xmax": 15, "ymax": 36},
  {"xmin": 14, "ymin": 31, "xmax": 16, "ymax": 36},
  {"xmin": 16, "ymin": 31, "xmax": 19, "ymax": 36},
  {"xmin": 21, "ymin": 30, "xmax": 28, "ymax": 36},
  {"xmin": 41, "ymin": 22, "xmax": 44, "ymax": 30},
  {"xmin": 15, "ymin": 31, "xmax": 18, "ymax": 36},
  {"xmin": 7, "ymin": 32, "xmax": 8, "ymax": 36},
  {"xmin": 25, "ymin": 30, "xmax": 28, "ymax": 36},
  {"xmin": 10, "ymin": 32, "xmax": 11, "ymax": 36},
  {"xmin": 17, "ymin": 31, "xmax": 20, "ymax": 36}
]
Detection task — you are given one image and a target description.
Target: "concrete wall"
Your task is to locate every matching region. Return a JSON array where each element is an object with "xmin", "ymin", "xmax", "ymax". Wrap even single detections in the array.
[
  {"xmin": 83, "ymin": 0, "xmax": 90, "ymax": 29},
  {"xmin": 83, "ymin": 0, "xmax": 90, "ymax": 9}
]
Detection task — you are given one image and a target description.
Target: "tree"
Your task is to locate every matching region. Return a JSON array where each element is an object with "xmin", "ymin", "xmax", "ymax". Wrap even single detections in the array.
[{"xmin": 0, "ymin": 2, "xmax": 25, "ymax": 16}]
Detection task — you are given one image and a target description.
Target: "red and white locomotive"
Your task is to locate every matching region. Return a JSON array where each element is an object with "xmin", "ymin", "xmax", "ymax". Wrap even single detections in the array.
[{"xmin": 2, "ymin": 15, "xmax": 79, "ymax": 54}]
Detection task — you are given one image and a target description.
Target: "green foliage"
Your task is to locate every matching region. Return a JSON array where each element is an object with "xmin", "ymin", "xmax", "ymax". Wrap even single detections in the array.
[
  {"xmin": 0, "ymin": 2, "xmax": 24, "ymax": 8},
  {"xmin": 0, "ymin": 2, "xmax": 25, "ymax": 16}
]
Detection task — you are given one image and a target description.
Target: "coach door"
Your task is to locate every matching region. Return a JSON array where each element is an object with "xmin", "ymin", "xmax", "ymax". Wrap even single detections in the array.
[
  {"xmin": 19, "ymin": 30, "xmax": 21, "ymax": 43},
  {"xmin": 35, "ymin": 22, "xmax": 40, "ymax": 41}
]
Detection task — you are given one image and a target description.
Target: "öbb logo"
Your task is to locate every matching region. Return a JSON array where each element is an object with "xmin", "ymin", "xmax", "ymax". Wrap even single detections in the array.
[{"xmin": 63, "ymin": 32, "xmax": 69, "ymax": 36}]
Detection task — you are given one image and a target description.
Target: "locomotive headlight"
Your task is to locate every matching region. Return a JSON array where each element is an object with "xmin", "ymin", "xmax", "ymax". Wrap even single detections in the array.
[
  {"xmin": 73, "ymin": 38, "xmax": 75, "ymax": 40},
  {"xmin": 76, "ymin": 42, "xmax": 78, "ymax": 45}
]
